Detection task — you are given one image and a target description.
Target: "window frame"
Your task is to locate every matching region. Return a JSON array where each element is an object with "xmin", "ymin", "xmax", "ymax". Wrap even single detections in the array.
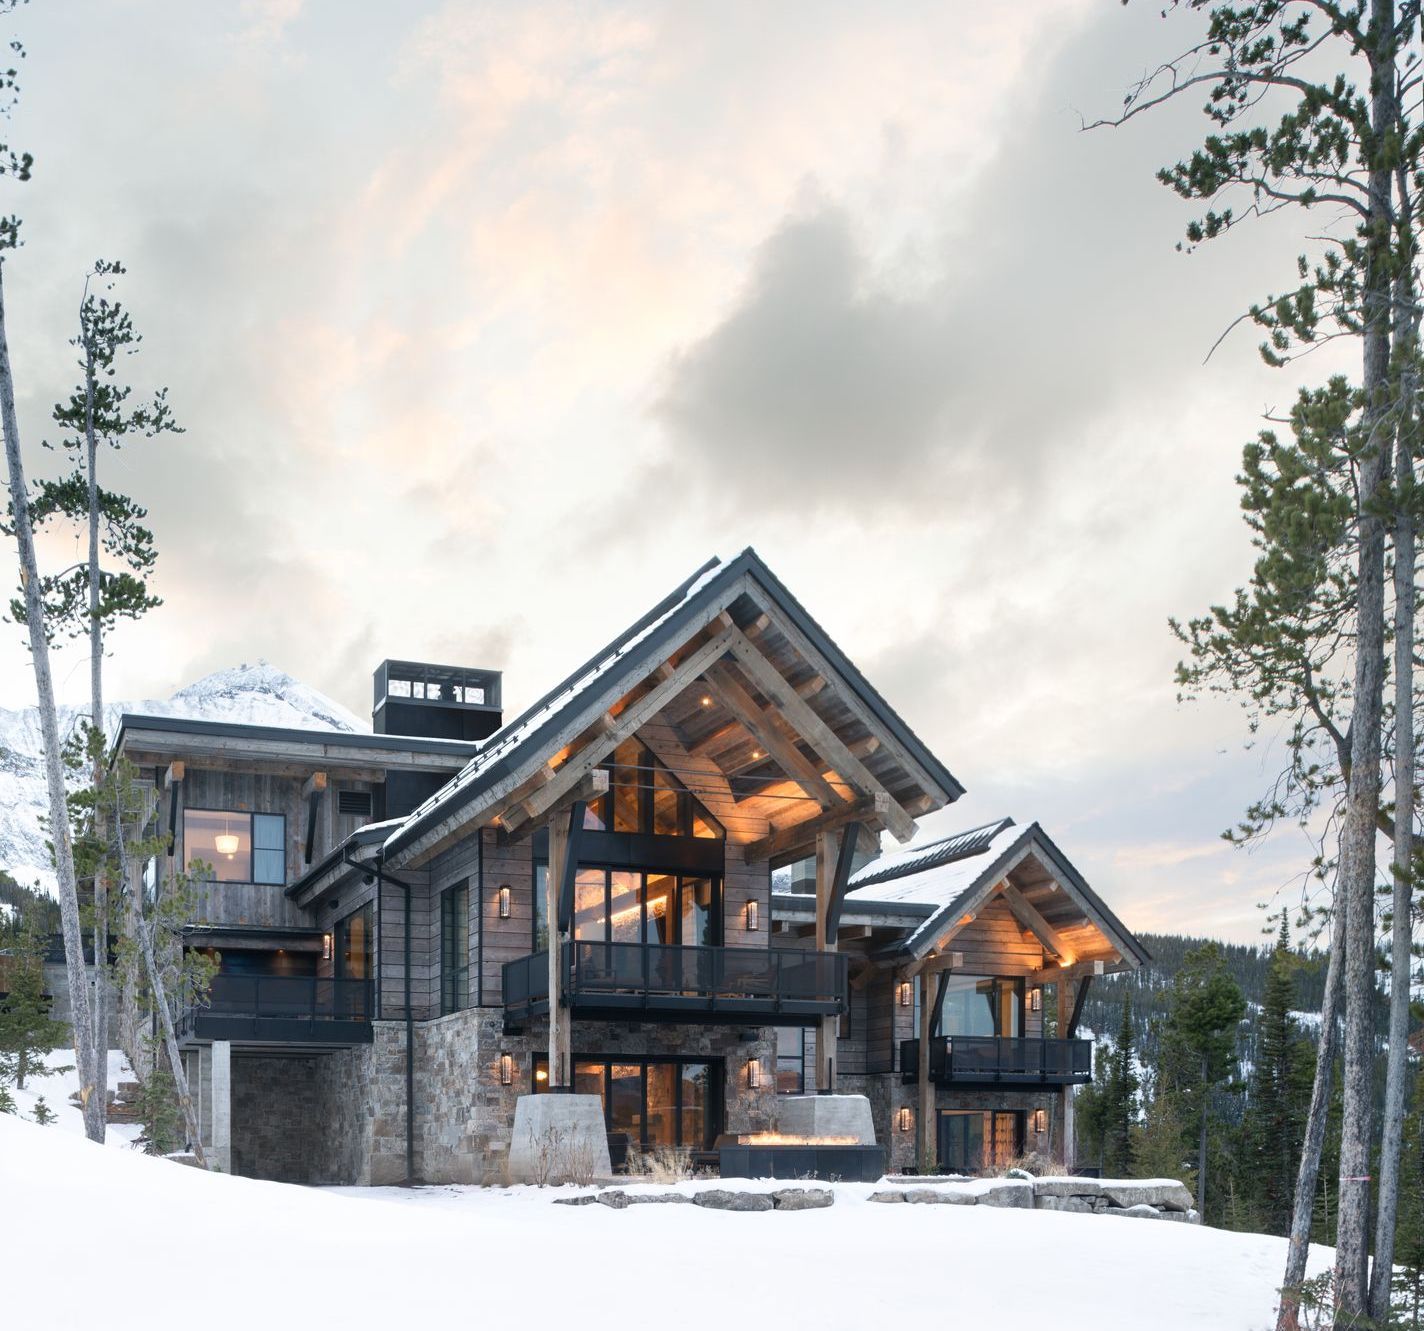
[
  {"xmin": 440, "ymin": 881, "xmax": 470, "ymax": 1015},
  {"xmin": 182, "ymin": 807, "xmax": 288, "ymax": 886}
]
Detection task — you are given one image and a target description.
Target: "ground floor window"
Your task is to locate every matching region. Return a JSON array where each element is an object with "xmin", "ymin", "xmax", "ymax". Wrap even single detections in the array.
[
  {"xmin": 775, "ymin": 1026, "xmax": 805, "ymax": 1093},
  {"xmin": 533, "ymin": 1054, "xmax": 723, "ymax": 1161},
  {"xmin": 937, "ymin": 1109, "xmax": 1023, "ymax": 1173}
]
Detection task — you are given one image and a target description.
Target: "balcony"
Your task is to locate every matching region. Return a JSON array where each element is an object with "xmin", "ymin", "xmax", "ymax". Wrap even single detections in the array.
[
  {"xmin": 178, "ymin": 974, "xmax": 374, "ymax": 1047},
  {"xmin": 900, "ymin": 1036, "xmax": 1093, "ymax": 1086},
  {"xmin": 503, "ymin": 941, "xmax": 847, "ymax": 1028}
]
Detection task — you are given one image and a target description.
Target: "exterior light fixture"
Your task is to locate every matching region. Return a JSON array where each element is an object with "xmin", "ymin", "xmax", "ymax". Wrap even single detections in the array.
[
  {"xmin": 745, "ymin": 899, "xmax": 759, "ymax": 931},
  {"xmin": 1030, "ymin": 987, "xmax": 1042, "ymax": 1013},
  {"xmin": 898, "ymin": 981, "xmax": 912, "ymax": 1007},
  {"xmin": 534, "ymin": 1065, "xmax": 548, "ymax": 1084},
  {"xmin": 747, "ymin": 1058, "xmax": 762, "ymax": 1089},
  {"xmin": 322, "ymin": 933, "xmax": 332, "ymax": 962},
  {"xmin": 751, "ymin": 749, "xmax": 762, "ymax": 760},
  {"xmin": 498, "ymin": 885, "xmax": 512, "ymax": 919},
  {"xmin": 700, "ymin": 694, "xmax": 713, "ymax": 708},
  {"xmin": 499, "ymin": 1053, "xmax": 514, "ymax": 1086},
  {"xmin": 1033, "ymin": 1108, "xmax": 1047, "ymax": 1135},
  {"xmin": 897, "ymin": 1106, "xmax": 913, "ymax": 1133}
]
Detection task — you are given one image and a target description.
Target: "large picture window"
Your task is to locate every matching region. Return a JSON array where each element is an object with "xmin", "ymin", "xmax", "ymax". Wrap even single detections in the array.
[
  {"xmin": 184, "ymin": 809, "xmax": 286, "ymax": 885},
  {"xmin": 569, "ymin": 867, "xmax": 721, "ymax": 947},
  {"xmin": 533, "ymin": 1054, "xmax": 722, "ymax": 1157}
]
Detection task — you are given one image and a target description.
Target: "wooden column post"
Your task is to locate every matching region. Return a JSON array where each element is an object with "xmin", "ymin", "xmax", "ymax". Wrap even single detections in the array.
[
  {"xmin": 546, "ymin": 816, "xmax": 572, "ymax": 1089},
  {"xmin": 1059, "ymin": 977, "xmax": 1076, "ymax": 1169},
  {"xmin": 814, "ymin": 828, "xmax": 838, "ymax": 1091},
  {"xmin": 916, "ymin": 968, "xmax": 934, "ymax": 1172}
]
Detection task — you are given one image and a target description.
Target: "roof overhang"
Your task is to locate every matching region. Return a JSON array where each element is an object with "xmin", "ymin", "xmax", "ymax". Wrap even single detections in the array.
[{"xmin": 384, "ymin": 550, "xmax": 964, "ymax": 867}]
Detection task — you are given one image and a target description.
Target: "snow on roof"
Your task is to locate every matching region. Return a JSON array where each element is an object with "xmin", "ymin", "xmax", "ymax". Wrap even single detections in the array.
[
  {"xmin": 385, "ymin": 557, "xmax": 728, "ymax": 853},
  {"xmin": 844, "ymin": 818, "xmax": 1026, "ymax": 912},
  {"xmin": 848, "ymin": 817, "xmax": 1016, "ymax": 891}
]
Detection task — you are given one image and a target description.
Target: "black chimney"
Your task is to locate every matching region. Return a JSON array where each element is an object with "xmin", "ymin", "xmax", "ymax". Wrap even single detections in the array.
[{"xmin": 372, "ymin": 660, "xmax": 503, "ymax": 742}]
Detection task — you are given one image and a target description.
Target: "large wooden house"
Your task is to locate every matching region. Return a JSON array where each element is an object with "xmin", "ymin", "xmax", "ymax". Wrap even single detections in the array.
[{"xmin": 114, "ymin": 549, "xmax": 1147, "ymax": 1183}]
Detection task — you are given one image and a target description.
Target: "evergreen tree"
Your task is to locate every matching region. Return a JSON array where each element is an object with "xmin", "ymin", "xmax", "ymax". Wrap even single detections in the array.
[
  {"xmin": 29, "ymin": 1094, "xmax": 53, "ymax": 1125},
  {"xmin": 1132, "ymin": 1089, "xmax": 1197, "ymax": 1195},
  {"xmin": 1158, "ymin": 943, "xmax": 1247, "ymax": 1218},
  {"xmin": 1389, "ymin": 1073, "xmax": 1424, "ymax": 1329},
  {"xmin": 1242, "ymin": 919, "xmax": 1316, "ymax": 1235},
  {"xmin": 1102, "ymin": 994, "xmax": 1139, "ymax": 1177},
  {"xmin": 0, "ymin": 914, "xmax": 67, "ymax": 1089},
  {"xmin": 131, "ymin": 1037, "xmax": 182, "ymax": 1156}
]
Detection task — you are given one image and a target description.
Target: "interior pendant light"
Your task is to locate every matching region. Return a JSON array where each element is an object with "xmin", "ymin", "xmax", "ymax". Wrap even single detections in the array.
[{"xmin": 214, "ymin": 815, "xmax": 240, "ymax": 859}]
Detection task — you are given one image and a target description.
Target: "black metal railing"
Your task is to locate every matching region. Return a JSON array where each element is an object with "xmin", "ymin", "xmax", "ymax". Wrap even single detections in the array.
[
  {"xmin": 899, "ymin": 1035, "xmax": 1093, "ymax": 1085},
  {"xmin": 503, "ymin": 941, "xmax": 847, "ymax": 1024},
  {"xmin": 178, "ymin": 974, "xmax": 374, "ymax": 1043}
]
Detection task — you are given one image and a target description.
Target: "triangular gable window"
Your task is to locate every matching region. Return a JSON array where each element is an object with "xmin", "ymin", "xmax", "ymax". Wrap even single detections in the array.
[{"xmin": 584, "ymin": 737, "xmax": 724, "ymax": 839}]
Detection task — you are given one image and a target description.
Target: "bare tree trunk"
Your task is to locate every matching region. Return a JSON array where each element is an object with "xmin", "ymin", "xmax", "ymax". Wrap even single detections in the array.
[
  {"xmin": 135, "ymin": 912, "xmax": 206, "ymax": 1167},
  {"xmin": 1335, "ymin": 3, "xmax": 1399, "ymax": 1311},
  {"xmin": 82, "ymin": 328, "xmax": 109, "ymax": 1115},
  {"xmin": 0, "ymin": 259, "xmax": 103, "ymax": 1142},
  {"xmin": 1369, "ymin": 294, "xmax": 1419, "ymax": 1321},
  {"xmin": 1278, "ymin": 899, "xmax": 1347, "ymax": 1331},
  {"xmin": 1197, "ymin": 1055, "xmax": 1209, "ymax": 1216}
]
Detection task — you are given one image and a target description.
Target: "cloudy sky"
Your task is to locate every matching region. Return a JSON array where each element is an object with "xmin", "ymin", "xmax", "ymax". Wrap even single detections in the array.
[{"xmin": 0, "ymin": 0, "xmax": 1353, "ymax": 943}]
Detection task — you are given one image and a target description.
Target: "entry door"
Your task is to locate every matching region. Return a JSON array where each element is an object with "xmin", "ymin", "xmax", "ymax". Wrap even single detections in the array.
[{"xmin": 937, "ymin": 1111, "xmax": 985, "ymax": 1173}]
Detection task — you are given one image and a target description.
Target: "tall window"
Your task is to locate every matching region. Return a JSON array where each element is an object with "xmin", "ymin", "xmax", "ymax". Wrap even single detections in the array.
[
  {"xmin": 336, "ymin": 904, "xmax": 373, "ymax": 980},
  {"xmin": 940, "ymin": 975, "xmax": 1023, "ymax": 1038},
  {"xmin": 581, "ymin": 739, "xmax": 723, "ymax": 840},
  {"xmin": 441, "ymin": 883, "xmax": 469, "ymax": 1015},
  {"xmin": 569, "ymin": 868, "xmax": 721, "ymax": 946},
  {"xmin": 775, "ymin": 1026, "xmax": 805, "ymax": 1093},
  {"xmin": 184, "ymin": 809, "xmax": 286, "ymax": 885}
]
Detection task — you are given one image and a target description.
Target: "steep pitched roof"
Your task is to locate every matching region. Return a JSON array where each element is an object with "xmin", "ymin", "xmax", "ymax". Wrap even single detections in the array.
[
  {"xmin": 383, "ymin": 548, "xmax": 963, "ymax": 862},
  {"xmin": 847, "ymin": 818, "xmax": 1150, "ymax": 967}
]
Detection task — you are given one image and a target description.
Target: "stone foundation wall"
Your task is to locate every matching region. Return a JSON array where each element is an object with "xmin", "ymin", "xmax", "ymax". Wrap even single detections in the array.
[
  {"xmin": 309, "ymin": 1022, "xmax": 409, "ymax": 1185},
  {"xmin": 871, "ymin": 1079, "xmax": 1065, "ymax": 1172},
  {"xmin": 231, "ymin": 1055, "xmax": 319, "ymax": 1182}
]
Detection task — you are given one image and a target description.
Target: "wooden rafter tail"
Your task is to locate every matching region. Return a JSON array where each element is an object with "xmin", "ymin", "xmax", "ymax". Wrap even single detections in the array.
[
  {"xmin": 500, "ymin": 768, "xmax": 608, "ymax": 844},
  {"xmin": 744, "ymin": 793, "xmax": 885, "ymax": 863}
]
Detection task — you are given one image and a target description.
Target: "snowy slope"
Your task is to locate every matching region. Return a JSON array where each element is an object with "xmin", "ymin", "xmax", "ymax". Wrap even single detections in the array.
[
  {"xmin": 0, "ymin": 1108, "xmax": 1333, "ymax": 1331},
  {"xmin": 0, "ymin": 662, "xmax": 366, "ymax": 892}
]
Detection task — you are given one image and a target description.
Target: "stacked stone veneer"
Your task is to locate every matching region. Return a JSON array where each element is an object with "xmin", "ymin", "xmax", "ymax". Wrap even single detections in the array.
[{"xmin": 215, "ymin": 1013, "xmax": 778, "ymax": 1186}]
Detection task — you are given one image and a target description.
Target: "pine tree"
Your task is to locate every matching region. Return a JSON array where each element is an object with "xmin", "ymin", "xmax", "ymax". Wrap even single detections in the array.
[
  {"xmin": 1132, "ymin": 1090, "xmax": 1197, "ymax": 1195},
  {"xmin": 1158, "ymin": 943, "xmax": 1247, "ymax": 1218},
  {"xmin": 0, "ymin": 915, "xmax": 67, "ymax": 1089},
  {"xmin": 131, "ymin": 1037, "xmax": 182, "ymax": 1156},
  {"xmin": 29, "ymin": 1094, "xmax": 54, "ymax": 1125},
  {"xmin": 1389, "ymin": 1073, "xmax": 1424, "ymax": 1330},
  {"xmin": 1102, "ymin": 994, "xmax": 1139, "ymax": 1177}
]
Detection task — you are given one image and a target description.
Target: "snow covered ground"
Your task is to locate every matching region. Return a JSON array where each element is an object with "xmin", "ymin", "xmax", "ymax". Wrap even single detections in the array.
[
  {"xmin": 7, "ymin": 1045, "xmax": 143, "ymax": 1149},
  {"xmin": 1, "ymin": 1103, "xmax": 1332, "ymax": 1331}
]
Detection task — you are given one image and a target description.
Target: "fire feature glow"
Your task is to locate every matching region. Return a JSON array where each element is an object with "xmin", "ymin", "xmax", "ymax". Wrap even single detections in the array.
[{"xmin": 734, "ymin": 1132, "xmax": 860, "ymax": 1146}]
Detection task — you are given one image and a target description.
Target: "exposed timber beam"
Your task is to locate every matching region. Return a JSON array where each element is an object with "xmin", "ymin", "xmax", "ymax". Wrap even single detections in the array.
[
  {"xmin": 1000, "ymin": 881, "xmax": 1069, "ymax": 960},
  {"xmin": 500, "ymin": 768, "xmax": 608, "ymax": 843},
  {"xmin": 687, "ymin": 719, "xmax": 741, "ymax": 758},
  {"xmin": 703, "ymin": 662, "xmax": 844, "ymax": 808},
  {"xmin": 742, "ymin": 593, "xmax": 951, "ymax": 808},
  {"xmin": 746, "ymin": 794, "xmax": 885, "ymax": 863},
  {"xmin": 902, "ymin": 948, "xmax": 965, "ymax": 980},
  {"xmin": 302, "ymin": 771, "xmax": 328, "ymax": 865},
  {"xmin": 165, "ymin": 761, "xmax": 185, "ymax": 857},
  {"xmin": 724, "ymin": 627, "xmax": 917, "ymax": 842},
  {"xmin": 822, "ymin": 821, "xmax": 863, "ymax": 939},
  {"xmin": 497, "ymin": 624, "xmax": 738, "ymax": 833},
  {"xmin": 1066, "ymin": 974, "xmax": 1093, "ymax": 1038}
]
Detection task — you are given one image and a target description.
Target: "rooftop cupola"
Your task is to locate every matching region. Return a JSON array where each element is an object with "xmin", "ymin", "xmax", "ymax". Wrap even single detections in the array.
[{"xmin": 372, "ymin": 660, "xmax": 502, "ymax": 742}]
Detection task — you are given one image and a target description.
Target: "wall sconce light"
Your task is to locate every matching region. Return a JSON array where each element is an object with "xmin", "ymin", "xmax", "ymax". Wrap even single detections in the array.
[
  {"xmin": 534, "ymin": 1065, "xmax": 548, "ymax": 1084},
  {"xmin": 322, "ymin": 933, "xmax": 332, "ymax": 962},
  {"xmin": 1033, "ymin": 1108, "xmax": 1047, "ymax": 1135},
  {"xmin": 499, "ymin": 1053, "xmax": 514, "ymax": 1086},
  {"xmin": 498, "ymin": 885, "xmax": 512, "ymax": 919},
  {"xmin": 747, "ymin": 1058, "xmax": 762, "ymax": 1089},
  {"xmin": 897, "ymin": 1106, "xmax": 913, "ymax": 1133},
  {"xmin": 745, "ymin": 898, "xmax": 759, "ymax": 931},
  {"xmin": 898, "ymin": 981, "xmax": 912, "ymax": 1007},
  {"xmin": 1030, "ymin": 987, "xmax": 1042, "ymax": 1013}
]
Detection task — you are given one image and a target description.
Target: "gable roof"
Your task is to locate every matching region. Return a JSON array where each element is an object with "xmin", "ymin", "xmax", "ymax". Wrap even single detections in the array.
[
  {"xmin": 846, "ymin": 817, "xmax": 1150, "ymax": 968},
  {"xmin": 383, "ymin": 548, "xmax": 963, "ymax": 863}
]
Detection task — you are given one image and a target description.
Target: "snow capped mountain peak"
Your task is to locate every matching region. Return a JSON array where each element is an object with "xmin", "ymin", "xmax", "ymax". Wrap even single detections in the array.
[{"xmin": 0, "ymin": 662, "xmax": 367, "ymax": 893}]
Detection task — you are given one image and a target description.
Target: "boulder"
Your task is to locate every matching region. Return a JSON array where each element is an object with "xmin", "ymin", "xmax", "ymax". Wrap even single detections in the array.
[
  {"xmin": 868, "ymin": 1190, "xmax": 905, "ymax": 1203},
  {"xmin": 1033, "ymin": 1177, "xmax": 1106, "ymax": 1200},
  {"xmin": 626, "ymin": 1192, "xmax": 693, "ymax": 1205},
  {"xmin": 552, "ymin": 1194, "xmax": 600, "ymax": 1207},
  {"xmin": 596, "ymin": 1190, "xmax": 631, "ymax": 1209},
  {"xmin": 693, "ymin": 1189, "xmax": 775, "ymax": 1212},
  {"xmin": 772, "ymin": 1188, "xmax": 834, "ymax": 1211},
  {"xmin": 1102, "ymin": 1203, "xmax": 1166, "ymax": 1221},
  {"xmin": 974, "ymin": 1181, "xmax": 1033, "ymax": 1210},
  {"xmin": 1102, "ymin": 1181, "xmax": 1195, "ymax": 1213},
  {"xmin": 1034, "ymin": 1195, "xmax": 1105, "ymax": 1215}
]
